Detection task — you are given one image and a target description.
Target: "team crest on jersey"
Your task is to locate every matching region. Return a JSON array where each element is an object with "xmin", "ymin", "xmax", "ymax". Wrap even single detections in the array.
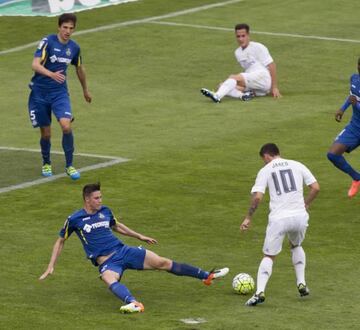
[
  {"xmin": 66, "ymin": 48, "xmax": 71, "ymax": 56},
  {"xmin": 98, "ymin": 212, "xmax": 105, "ymax": 219}
]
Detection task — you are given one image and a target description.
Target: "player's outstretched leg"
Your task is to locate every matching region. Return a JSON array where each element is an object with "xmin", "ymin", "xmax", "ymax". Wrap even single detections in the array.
[
  {"xmin": 143, "ymin": 250, "xmax": 229, "ymax": 284},
  {"xmin": 327, "ymin": 144, "xmax": 360, "ymax": 197},
  {"xmin": 102, "ymin": 270, "xmax": 144, "ymax": 314},
  {"xmin": 200, "ymin": 88, "xmax": 221, "ymax": 103},
  {"xmin": 291, "ymin": 246, "xmax": 309, "ymax": 297}
]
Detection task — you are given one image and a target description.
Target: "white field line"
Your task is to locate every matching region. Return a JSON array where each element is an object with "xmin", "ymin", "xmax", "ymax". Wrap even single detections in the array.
[
  {"xmin": 148, "ymin": 21, "xmax": 360, "ymax": 44},
  {"xmin": 0, "ymin": 146, "xmax": 129, "ymax": 194},
  {"xmin": 0, "ymin": 0, "xmax": 243, "ymax": 56}
]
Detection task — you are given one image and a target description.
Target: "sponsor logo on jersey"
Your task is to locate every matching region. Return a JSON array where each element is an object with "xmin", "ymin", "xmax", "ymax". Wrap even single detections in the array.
[
  {"xmin": 83, "ymin": 221, "xmax": 110, "ymax": 233},
  {"xmin": 49, "ymin": 54, "xmax": 72, "ymax": 64},
  {"xmin": 54, "ymin": 48, "xmax": 61, "ymax": 52},
  {"xmin": 82, "ymin": 216, "xmax": 91, "ymax": 222}
]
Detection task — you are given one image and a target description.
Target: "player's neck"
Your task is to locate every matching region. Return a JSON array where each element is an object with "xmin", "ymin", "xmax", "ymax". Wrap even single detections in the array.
[
  {"xmin": 84, "ymin": 205, "xmax": 98, "ymax": 214},
  {"xmin": 57, "ymin": 33, "xmax": 69, "ymax": 44}
]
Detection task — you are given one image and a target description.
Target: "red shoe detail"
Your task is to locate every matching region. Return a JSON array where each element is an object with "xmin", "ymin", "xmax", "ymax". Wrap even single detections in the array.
[
  {"xmin": 203, "ymin": 273, "xmax": 215, "ymax": 286},
  {"xmin": 348, "ymin": 180, "xmax": 360, "ymax": 198}
]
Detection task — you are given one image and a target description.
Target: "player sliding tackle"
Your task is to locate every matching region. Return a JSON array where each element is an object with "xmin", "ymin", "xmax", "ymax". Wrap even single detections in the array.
[
  {"xmin": 39, "ymin": 183, "xmax": 229, "ymax": 314},
  {"xmin": 327, "ymin": 57, "xmax": 360, "ymax": 198},
  {"xmin": 201, "ymin": 23, "xmax": 281, "ymax": 103},
  {"xmin": 240, "ymin": 143, "xmax": 319, "ymax": 306}
]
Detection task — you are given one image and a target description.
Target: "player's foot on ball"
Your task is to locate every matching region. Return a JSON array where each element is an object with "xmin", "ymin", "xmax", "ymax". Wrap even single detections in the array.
[
  {"xmin": 298, "ymin": 283, "xmax": 310, "ymax": 297},
  {"xmin": 203, "ymin": 267, "xmax": 229, "ymax": 285},
  {"xmin": 119, "ymin": 301, "xmax": 144, "ymax": 314},
  {"xmin": 241, "ymin": 91, "xmax": 255, "ymax": 101},
  {"xmin": 201, "ymin": 88, "xmax": 221, "ymax": 103},
  {"xmin": 42, "ymin": 164, "xmax": 53, "ymax": 177},
  {"xmin": 245, "ymin": 292, "xmax": 265, "ymax": 306},
  {"xmin": 348, "ymin": 180, "xmax": 360, "ymax": 198},
  {"xmin": 65, "ymin": 166, "xmax": 80, "ymax": 180}
]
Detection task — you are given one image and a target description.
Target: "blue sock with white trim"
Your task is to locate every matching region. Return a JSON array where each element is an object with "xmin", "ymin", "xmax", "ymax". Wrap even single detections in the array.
[
  {"xmin": 109, "ymin": 282, "xmax": 135, "ymax": 304},
  {"xmin": 169, "ymin": 261, "xmax": 209, "ymax": 280}
]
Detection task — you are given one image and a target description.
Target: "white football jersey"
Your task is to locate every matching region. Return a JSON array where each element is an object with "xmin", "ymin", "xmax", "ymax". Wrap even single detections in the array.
[
  {"xmin": 251, "ymin": 157, "xmax": 317, "ymax": 219},
  {"xmin": 235, "ymin": 41, "xmax": 273, "ymax": 73}
]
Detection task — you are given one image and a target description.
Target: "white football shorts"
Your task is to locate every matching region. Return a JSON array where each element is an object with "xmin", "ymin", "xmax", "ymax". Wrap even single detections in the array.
[
  {"xmin": 241, "ymin": 70, "xmax": 271, "ymax": 96},
  {"xmin": 262, "ymin": 213, "xmax": 309, "ymax": 256}
]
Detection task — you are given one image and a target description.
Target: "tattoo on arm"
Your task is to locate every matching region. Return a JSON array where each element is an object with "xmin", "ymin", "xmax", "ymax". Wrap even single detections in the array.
[{"xmin": 248, "ymin": 198, "xmax": 260, "ymax": 217}]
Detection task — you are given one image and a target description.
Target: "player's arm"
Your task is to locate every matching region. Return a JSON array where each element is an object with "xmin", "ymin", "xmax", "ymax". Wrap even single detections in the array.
[
  {"xmin": 75, "ymin": 65, "xmax": 92, "ymax": 103},
  {"xmin": 267, "ymin": 62, "xmax": 281, "ymax": 98},
  {"xmin": 31, "ymin": 57, "xmax": 65, "ymax": 84},
  {"xmin": 335, "ymin": 97, "xmax": 352, "ymax": 122},
  {"xmin": 240, "ymin": 192, "xmax": 264, "ymax": 231},
  {"xmin": 112, "ymin": 220, "xmax": 157, "ymax": 244},
  {"xmin": 39, "ymin": 237, "xmax": 66, "ymax": 280},
  {"xmin": 304, "ymin": 182, "xmax": 320, "ymax": 210}
]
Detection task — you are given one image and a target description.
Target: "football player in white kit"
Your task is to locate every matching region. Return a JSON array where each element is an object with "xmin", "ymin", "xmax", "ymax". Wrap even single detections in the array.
[
  {"xmin": 240, "ymin": 143, "xmax": 320, "ymax": 306},
  {"xmin": 201, "ymin": 23, "xmax": 281, "ymax": 103}
]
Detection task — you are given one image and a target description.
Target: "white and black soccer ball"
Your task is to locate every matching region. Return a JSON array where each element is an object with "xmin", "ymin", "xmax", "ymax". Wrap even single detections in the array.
[{"xmin": 232, "ymin": 273, "xmax": 255, "ymax": 295}]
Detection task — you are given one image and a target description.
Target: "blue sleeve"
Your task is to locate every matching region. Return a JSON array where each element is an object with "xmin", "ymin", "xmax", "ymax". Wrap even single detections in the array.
[
  {"xmin": 71, "ymin": 45, "xmax": 82, "ymax": 67},
  {"xmin": 340, "ymin": 96, "xmax": 351, "ymax": 112},
  {"xmin": 34, "ymin": 36, "xmax": 49, "ymax": 62},
  {"xmin": 59, "ymin": 217, "xmax": 75, "ymax": 239}
]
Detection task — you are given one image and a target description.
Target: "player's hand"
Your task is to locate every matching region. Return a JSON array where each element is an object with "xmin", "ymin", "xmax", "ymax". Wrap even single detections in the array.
[
  {"xmin": 272, "ymin": 87, "xmax": 282, "ymax": 99},
  {"xmin": 240, "ymin": 218, "xmax": 251, "ymax": 231},
  {"xmin": 335, "ymin": 109, "xmax": 343, "ymax": 122},
  {"xmin": 51, "ymin": 70, "xmax": 66, "ymax": 84},
  {"xmin": 83, "ymin": 90, "xmax": 92, "ymax": 103},
  {"xmin": 349, "ymin": 95, "xmax": 358, "ymax": 106},
  {"xmin": 138, "ymin": 235, "xmax": 158, "ymax": 245},
  {"xmin": 39, "ymin": 266, "xmax": 54, "ymax": 280}
]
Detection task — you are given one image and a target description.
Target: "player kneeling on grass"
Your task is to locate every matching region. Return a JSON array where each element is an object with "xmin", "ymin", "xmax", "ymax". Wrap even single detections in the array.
[
  {"xmin": 39, "ymin": 183, "xmax": 229, "ymax": 314},
  {"xmin": 240, "ymin": 143, "xmax": 320, "ymax": 306}
]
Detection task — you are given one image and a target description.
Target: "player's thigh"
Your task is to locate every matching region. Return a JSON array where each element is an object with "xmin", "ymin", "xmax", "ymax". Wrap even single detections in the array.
[
  {"xmin": 28, "ymin": 89, "xmax": 52, "ymax": 128},
  {"xmin": 241, "ymin": 71, "xmax": 271, "ymax": 93},
  {"xmin": 287, "ymin": 214, "xmax": 309, "ymax": 246},
  {"xmin": 143, "ymin": 249, "xmax": 172, "ymax": 270},
  {"xmin": 51, "ymin": 92, "xmax": 73, "ymax": 122},
  {"xmin": 330, "ymin": 126, "xmax": 360, "ymax": 153},
  {"xmin": 122, "ymin": 246, "xmax": 147, "ymax": 271},
  {"xmin": 100, "ymin": 269, "xmax": 121, "ymax": 286},
  {"xmin": 262, "ymin": 219, "xmax": 286, "ymax": 256}
]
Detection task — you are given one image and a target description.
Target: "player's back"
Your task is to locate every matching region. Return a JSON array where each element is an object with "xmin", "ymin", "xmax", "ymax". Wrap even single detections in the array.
[{"xmin": 256, "ymin": 158, "xmax": 316, "ymax": 219}]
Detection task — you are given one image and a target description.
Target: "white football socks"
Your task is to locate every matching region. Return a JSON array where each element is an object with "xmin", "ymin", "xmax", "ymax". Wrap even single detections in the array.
[
  {"xmin": 291, "ymin": 246, "xmax": 306, "ymax": 285},
  {"xmin": 227, "ymin": 88, "xmax": 244, "ymax": 99},
  {"xmin": 256, "ymin": 257, "xmax": 273, "ymax": 294},
  {"xmin": 215, "ymin": 78, "xmax": 237, "ymax": 99}
]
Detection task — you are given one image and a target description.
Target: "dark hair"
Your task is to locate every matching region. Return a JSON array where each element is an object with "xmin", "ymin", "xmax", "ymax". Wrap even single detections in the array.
[
  {"xmin": 58, "ymin": 13, "xmax": 77, "ymax": 27},
  {"xmin": 259, "ymin": 143, "xmax": 280, "ymax": 157},
  {"xmin": 83, "ymin": 182, "xmax": 101, "ymax": 200},
  {"xmin": 235, "ymin": 23, "xmax": 250, "ymax": 33}
]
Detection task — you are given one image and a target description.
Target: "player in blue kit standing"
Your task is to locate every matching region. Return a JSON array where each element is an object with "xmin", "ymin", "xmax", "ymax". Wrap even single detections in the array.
[
  {"xmin": 28, "ymin": 13, "xmax": 91, "ymax": 180},
  {"xmin": 327, "ymin": 57, "xmax": 360, "ymax": 197},
  {"xmin": 39, "ymin": 183, "xmax": 229, "ymax": 314}
]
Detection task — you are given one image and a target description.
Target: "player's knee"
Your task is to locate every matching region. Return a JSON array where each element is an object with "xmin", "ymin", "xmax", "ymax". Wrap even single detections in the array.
[
  {"xmin": 154, "ymin": 257, "xmax": 172, "ymax": 270},
  {"xmin": 327, "ymin": 152, "xmax": 338, "ymax": 163},
  {"xmin": 61, "ymin": 126, "xmax": 72, "ymax": 134}
]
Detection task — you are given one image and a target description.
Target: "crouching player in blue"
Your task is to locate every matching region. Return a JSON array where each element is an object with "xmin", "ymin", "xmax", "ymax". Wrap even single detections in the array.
[
  {"xmin": 28, "ymin": 13, "xmax": 91, "ymax": 180},
  {"xmin": 39, "ymin": 183, "xmax": 229, "ymax": 314},
  {"xmin": 327, "ymin": 57, "xmax": 360, "ymax": 198}
]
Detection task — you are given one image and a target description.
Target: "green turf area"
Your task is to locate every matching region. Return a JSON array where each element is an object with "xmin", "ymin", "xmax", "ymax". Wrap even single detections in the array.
[{"xmin": 1, "ymin": 0, "xmax": 360, "ymax": 329}]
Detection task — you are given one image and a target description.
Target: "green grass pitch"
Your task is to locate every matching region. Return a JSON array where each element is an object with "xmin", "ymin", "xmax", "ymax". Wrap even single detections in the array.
[{"xmin": 0, "ymin": 0, "xmax": 359, "ymax": 329}]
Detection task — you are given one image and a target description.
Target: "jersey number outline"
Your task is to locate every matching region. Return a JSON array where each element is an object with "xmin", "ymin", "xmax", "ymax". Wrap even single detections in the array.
[{"xmin": 271, "ymin": 169, "xmax": 297, "ymax": 195}]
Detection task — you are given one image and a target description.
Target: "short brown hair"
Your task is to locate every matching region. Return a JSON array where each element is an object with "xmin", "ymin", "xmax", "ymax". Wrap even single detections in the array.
[
  {"xmin": 82, "ymin": 182, "xmax": 100, "ymax": 200},
  {"xmin": 235, "ymin": 23, "xmax": 250, "ymax": 33},
  {"xmin": 259, "ymin": 143, "xmax": 280, "ymax": 157},
  {"xmin": 58, "ymin": 13, "xmax": 77, "ymax": 27}
]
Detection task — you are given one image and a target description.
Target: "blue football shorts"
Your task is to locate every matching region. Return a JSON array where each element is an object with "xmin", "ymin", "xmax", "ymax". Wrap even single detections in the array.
[
  {"xmin": 98, "ymin": 245, "xmax": 146, "ymax": 277},
  {"xmin": 334, "ymin": 124, "xmax": 360, "ymax": 153},
  {"xmin": 28, "ymin": 86, "xmax": 72, "ymax": 128}
]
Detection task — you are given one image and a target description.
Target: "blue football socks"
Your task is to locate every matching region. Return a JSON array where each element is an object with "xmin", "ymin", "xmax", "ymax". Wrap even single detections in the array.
[
  {"xmin": 109, "ymin": 282, "xmax": 135, "ymax": 304},
  {"xmin": 62, "ymin": 132, "xmax": 74, "ymax": 168},
  {"xmin": 169, "ymin": 262, "xmax": 209, "ymax": 280},
  {"xmin": 40, "ymin": 138, "xmax": 51, "ymax": 165},
  {"xmin": 327, "ymin": 152, "xmax": 360, "ymax": 181}
]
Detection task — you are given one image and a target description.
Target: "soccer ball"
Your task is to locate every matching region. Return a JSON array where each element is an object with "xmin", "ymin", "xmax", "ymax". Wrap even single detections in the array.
[{"xmin": 232, "ymin": 273, "xmax": 255, "ymax": 295}]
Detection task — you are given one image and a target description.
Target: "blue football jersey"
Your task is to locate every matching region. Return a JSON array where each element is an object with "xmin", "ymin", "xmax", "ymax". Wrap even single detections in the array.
[
  {"xmin": 30, "ymin": 34, "xmax": 82, "ymax": 91},
  {"xmin": 340, "ymin": 73, "xmax": 360, "ymax": 132},
  {"xmin": 59, "ymin": 206, "xmax": 124, "ymax": 265}
]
